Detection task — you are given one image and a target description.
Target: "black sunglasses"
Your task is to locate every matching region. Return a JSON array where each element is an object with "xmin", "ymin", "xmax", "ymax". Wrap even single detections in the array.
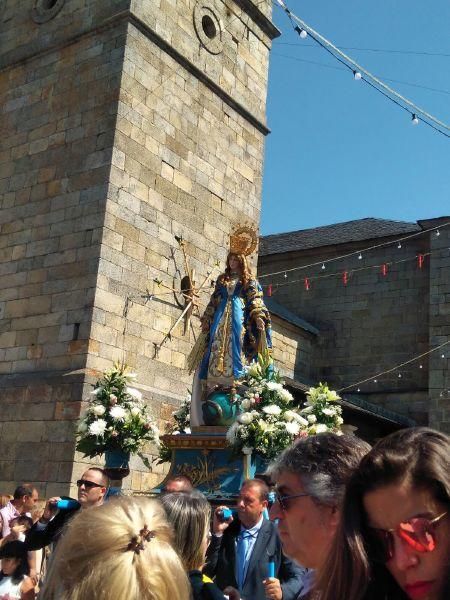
[
  {"xmin": 76, "ymin": 479, "xmax": 103, "ymax": 490},
  {"xmin": 275, "ymin": 491, "xmax": 311, "ymax": 512}
]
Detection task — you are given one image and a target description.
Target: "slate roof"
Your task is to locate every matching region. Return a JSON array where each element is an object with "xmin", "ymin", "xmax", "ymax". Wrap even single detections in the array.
[
  {"xmin": 265, "ymin": 297, "xmax": 319, "ymax": 336},
  {"xmin": 259, "ymin": 218, "xmax": 421, "ymax": 257}
]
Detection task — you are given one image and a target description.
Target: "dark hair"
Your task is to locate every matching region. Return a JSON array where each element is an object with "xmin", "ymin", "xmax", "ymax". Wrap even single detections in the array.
[
  {"xmin": 268, "ymin": 433, "xmax": 371, "ymax": 508},
  {"xmin": 13, "ymin": 485, "xmax": 35, "ymax": 500},
  {"xmin": 241, "ymin": 478, "xmax": 269, "ymax": 502},
  {"xmin": 162, "ymin": 474, "xmax": 193, "ymax": 493},
  {"xmin": 0, "ymin": 541, "xmax": 29, "ymax": 584},
  {"xmin": 83, "ymin": 467, "xmax": 110, "ymax": 488},
  {"xmin": 317, "ymin": 427, "xmax": 450, "ymax": 600},
  {"xmin": 9, "ymin": 515, "xmax": 33, "ymax": 530}
]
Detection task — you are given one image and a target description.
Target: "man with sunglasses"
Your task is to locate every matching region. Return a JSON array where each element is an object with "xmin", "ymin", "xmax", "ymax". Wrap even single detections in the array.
[
  {"xmin": 204, "ymin": 478, "xmax": 305, "ymax": 600},
  {"xmin": 267, "ymin": 433, "xmax": 370, "ymax": 599},
  {"xmin": 26, "ymin": 468, "xmax": 109, "ymax": 551}
]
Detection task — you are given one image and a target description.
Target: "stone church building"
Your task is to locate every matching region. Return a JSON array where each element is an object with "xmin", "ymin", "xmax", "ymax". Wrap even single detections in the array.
[{"xmin": 0, "ymin": 1, "xmax": 448, "ymax": 496}]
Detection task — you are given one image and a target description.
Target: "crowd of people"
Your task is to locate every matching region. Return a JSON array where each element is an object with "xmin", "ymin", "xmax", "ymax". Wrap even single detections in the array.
[{"xmin": 0, "ymin": 427, "xmax": 448, "ymax": 600}]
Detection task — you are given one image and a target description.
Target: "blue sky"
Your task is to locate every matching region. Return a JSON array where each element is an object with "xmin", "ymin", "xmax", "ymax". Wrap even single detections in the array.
[{"xmin": 261, "ymin": 0, "xmax": 450, "ymax": 235}]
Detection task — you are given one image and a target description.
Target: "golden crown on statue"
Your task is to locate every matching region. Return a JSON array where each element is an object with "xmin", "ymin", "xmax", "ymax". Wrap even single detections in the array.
[{"xmin": 229, "ymin": 224, "xmax": 258, "ymax": 256}]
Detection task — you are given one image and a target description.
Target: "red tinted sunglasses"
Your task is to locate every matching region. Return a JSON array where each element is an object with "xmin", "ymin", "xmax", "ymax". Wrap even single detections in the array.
[{"xmin": 369, "ymin": 511, "xmax": 447, "ymax": 563}]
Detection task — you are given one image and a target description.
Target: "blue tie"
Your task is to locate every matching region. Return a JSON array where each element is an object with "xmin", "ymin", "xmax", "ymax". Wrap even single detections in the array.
[{"xmin": 237, "ymin": 530, "xmax": 252, "ymax": 589}]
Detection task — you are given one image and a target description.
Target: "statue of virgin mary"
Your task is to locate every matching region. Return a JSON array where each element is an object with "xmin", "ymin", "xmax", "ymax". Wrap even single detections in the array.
[{"xmin": 189, "ymin": 226, "xmax": 272, "ymax": 426}]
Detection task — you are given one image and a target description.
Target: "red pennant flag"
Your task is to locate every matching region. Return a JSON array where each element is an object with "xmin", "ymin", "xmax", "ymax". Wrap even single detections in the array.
[
  {"xmin": 418, "ymin": 254, "xmax": 425, "ymax": 269},
  {"xmin": 304, "ymin": 278, "xmax": 310, "ymax": 291},
  {"xmin": 343, "ymin": 271, "xmax": 348, "ymax": 286},
  {"xmin": 267, "ymin": 284, "xmax": 273, "ymax": 297},
  {"xmin": 381, "ymin": 263, "xmax": 388, "ymax": 277}
]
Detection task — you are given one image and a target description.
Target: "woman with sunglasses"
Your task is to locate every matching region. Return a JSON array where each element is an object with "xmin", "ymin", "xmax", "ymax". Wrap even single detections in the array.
[{"xmin": 317, "ymin": 427, "xmax": 450, "ymax": 600}]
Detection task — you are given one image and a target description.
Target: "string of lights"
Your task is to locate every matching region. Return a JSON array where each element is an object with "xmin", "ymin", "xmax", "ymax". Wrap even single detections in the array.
[
  {"xmin": 264, "ymin": 247, "xmax": 447, "ymax": 295},
  {"xmin": 272, "ymin": 52, "xmax": 450, "ymax": 97},
  {"xmin": 274, "ymin": 0, "xmax": 450, "ymax": 138},
  {"xmin": 258, "ymin": 220, "xmax": 450, "ymax": 280},
  {"xmin": 338, "ymin": 340, "xmax": 450, "ymax": 393},
  {"xmin": 275, "ymin": 42, "xmax": 450, "ymax": 59}
]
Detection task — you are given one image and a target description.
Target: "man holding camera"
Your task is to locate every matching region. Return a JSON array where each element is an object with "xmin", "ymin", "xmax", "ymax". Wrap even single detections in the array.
[
  {"xmin": 204, "ymin": 479, "xmax": 305, "ymax": 600},
  {"xmin": 26, "ymin": 467, "xmax": 109, "ymax": 550}
]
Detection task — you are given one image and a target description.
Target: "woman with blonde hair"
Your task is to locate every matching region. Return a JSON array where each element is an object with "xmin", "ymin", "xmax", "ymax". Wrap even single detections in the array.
[
  {"xmin": 161, "ymin": 491, "xmax": 239, "ymax": 600},
  {"xmin": 40, "ymin": 495, "xmax": 191, "ymax": 600},
  {"xmin": 317, "ymin": 427, "xmax": 450, "ymax": 600}
]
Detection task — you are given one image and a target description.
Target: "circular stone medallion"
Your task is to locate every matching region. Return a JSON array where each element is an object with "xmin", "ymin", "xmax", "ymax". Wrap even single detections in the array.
[{"xmin": 193, "ymin": 1, "xmax": 223, "ymax": 55}]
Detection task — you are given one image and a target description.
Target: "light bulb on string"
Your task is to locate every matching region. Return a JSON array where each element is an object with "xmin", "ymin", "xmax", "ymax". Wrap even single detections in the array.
[
  {"xmin": 397, "ymin": 242, "xmax": 402, "ymax": 249},
  {"xmin": 442, "ymin": 354, "xmax": 446, "ymax": 359},
  {"xmin": 353, "ymin": 71, "xmax": 362, "ymax": 81},
  {"xmin": 321, "ymin": 263, "xmax": 325, "ymax": 270},
  {"xmin": 411, "ymin": 114, "xmax": 419, "ymax": 125},
  {"xmin": 419, "ymin": 364, "xmax": 423, "ymax": 369},
  {"xmin": 373, "ymin": 379, "xmax": 378, "ymax": 383},
  {"xmin": 398, "ymin": 373, "xmax": 402, "ymax": 378},
  {"xmin": 357, "ymin": 388, "xmax": 361, "ymax": 392},
  {"xmin": 284, "ymin": 271, "xmax": 288, "ymax": 279},
  {"xmin": 294, "ymin": 25, "xmax": 307, "ymax": 39},
  {"xmin": 436, "ymin": 229, "xmax": 440, "ymax": 236},
  {"xmin": 358, "ymin": 252, "xmax": 363, "ymax": 260}
]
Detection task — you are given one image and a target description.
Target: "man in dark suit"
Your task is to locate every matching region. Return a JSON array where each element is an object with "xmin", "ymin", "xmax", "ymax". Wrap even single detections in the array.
[
  {"xmin": 26, "ymin": 467, "xmax": 109, "ymax": 550},
  {"xmin": 204, "ymin": 479, "xmax": 305, "ymax": 600}
]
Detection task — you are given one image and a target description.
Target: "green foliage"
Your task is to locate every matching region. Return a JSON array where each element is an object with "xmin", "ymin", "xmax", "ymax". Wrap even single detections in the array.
[{"xmin": 76, "ymin": 363, "xmax": 158, "ymax": 459}]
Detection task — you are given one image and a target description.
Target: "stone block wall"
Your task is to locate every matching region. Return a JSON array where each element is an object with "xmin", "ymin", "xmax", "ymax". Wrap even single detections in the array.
[
  {"xmin": 270, "ymin": 316, "xmax": 315, "ymax": 383},
  {"xmin": 0, "ymin": 0, "xmax": 278, "ymax": 494},
  {"xmin": 259, "ymin": 230, "xmax": 433, "ymax": 424},
  {"xmin": 427, "ymin": 218, "xmax": 450, "ymax": 433}
]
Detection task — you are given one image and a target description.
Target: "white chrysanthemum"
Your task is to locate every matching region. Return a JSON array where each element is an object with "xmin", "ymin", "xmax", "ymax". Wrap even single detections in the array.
[
  {"xmin": 237, "ymin": 412, "xmax": 255, "ymax": 425},
  {"xmin": 336, "ymin": 416, "xmax": 344, "ymax": 426},
  {"xmin": 226, "ymin": 422, "xmax": 240, "ymax": 443},
  {"xmin": 278, "ymin": 388, "xmax": 293, "ymax": 402},
  {"xmin": 126, "ymin": 387, "xmax": 142, "ymax": 401},
  {"xmin": 91, "ymin": 404, "xmax": 106, "ymax": 416},
  {"xmin": 307, "ymin": 414, "xmax": 317, "ymax": 424},
  {"xmin": 262, "ymin": 404, "xmax": 282, "ymax": 416},
  {"xmin": 90, "ymin": 388, "xmax": 102, "ymax": 395},
  {"xmin": 285, "ymin": 421, "xmax": 300, "ymax": 435},
  {"xmin": 130, "ymin": 406, "xmax": 140, "ymax": 417},
  {"xmin": 300, "ymin": 405, "xmax": 314, "ymax": 414},
  {"xmin": 241, "ymin": 398, "xmax": 253, "ymax": 410},
  {"xmin": 88, "ymin": 419, "xmax": 107, "ymax": 436},
  {"xmin": 321, "ymin": 407, "xmax": 336, "ymax": 416},
  {"xmin": 327, "ymin": 390, "xmax": 341, "ymax": 402},
  {"xmin": 266, "ymin": 381, "xmax": 283, "ymax": 391},
  {"xmin": 315, "ymin": 423, "xmax": 329, "ymax": 434},
  {"xmin": 110, "ymin": 406, "xmax": 127, "ymax": 421}
]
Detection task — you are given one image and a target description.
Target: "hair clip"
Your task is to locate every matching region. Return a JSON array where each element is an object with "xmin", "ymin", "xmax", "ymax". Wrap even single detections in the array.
[{"xmin": 128, "ymin": 525, "xmax": 155, "ymax": 554}]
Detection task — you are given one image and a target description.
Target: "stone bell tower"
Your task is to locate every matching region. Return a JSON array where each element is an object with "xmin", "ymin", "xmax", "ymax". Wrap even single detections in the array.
[{"xmin": 0, "ymin": 0, "xmax": 279, "ymax": 495}]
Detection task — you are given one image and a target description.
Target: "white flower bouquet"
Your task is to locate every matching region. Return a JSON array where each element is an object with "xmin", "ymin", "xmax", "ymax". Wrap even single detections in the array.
[
  {"xmin": 158, "ymin": 393, "xmax": 191, "ymax": 464},
  {"xmin": 227, "ymin": 352, "xmax": 307, "ymax": 460},
  {"xmin": 76, "ymin": 363, "xmax": 158, "ymax": 459},
  {"xmin": 227, "ymin": 352, "xmax": 344, "ymax": 460},
  {"xmin": 300, "ymin": 383, "xmax": 344, "ymax": 434}
]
